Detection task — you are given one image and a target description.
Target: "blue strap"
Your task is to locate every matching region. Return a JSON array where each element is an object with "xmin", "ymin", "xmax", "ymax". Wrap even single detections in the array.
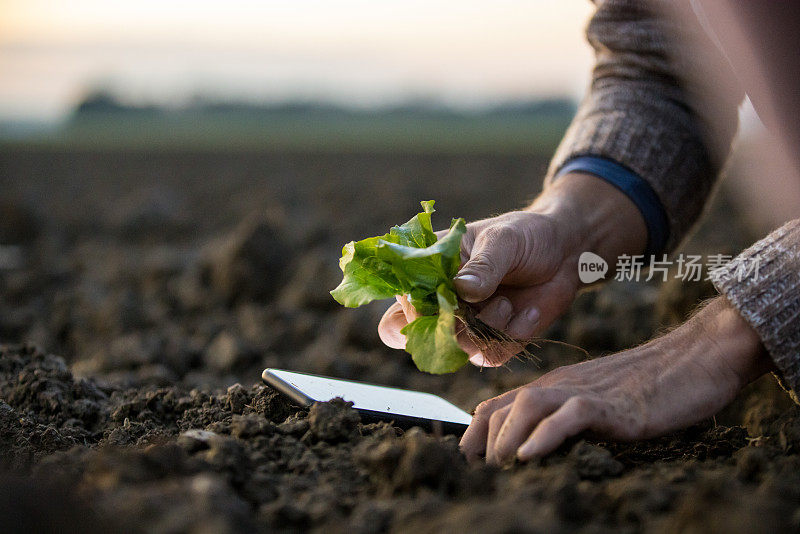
[{"xmin": 555, "ymin": 156, "xmax": 669, "ymax": 256}]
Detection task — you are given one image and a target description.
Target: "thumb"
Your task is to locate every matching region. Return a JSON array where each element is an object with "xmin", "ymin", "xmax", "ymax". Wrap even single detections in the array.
[{"xmin": 453, "ymin": 227, "xmax": 516, "ymax": 303}]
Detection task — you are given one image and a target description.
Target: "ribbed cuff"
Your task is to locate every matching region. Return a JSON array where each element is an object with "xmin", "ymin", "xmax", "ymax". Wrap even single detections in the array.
[
  {"xmin": 544, "ymin": 85, "xmax": 719, "ymax": 253},
  {"xmin": 710, "ymin": 219, "xmax": 800, "ymax": 399},
  {"xmin": 554, "ymin": 156, "xmax": 670, "ymax": 256}
]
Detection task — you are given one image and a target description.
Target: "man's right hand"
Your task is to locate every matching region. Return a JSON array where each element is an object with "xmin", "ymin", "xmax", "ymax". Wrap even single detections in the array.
[{"xmin": 378, "ymin": 172, "xmax": 649, "ymax": 366}]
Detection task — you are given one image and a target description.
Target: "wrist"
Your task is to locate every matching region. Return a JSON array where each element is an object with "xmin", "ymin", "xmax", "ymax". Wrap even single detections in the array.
[
  {"xmin": 527, "ymin": 172, "xmax": 648, "ymax": 269},
  {"xmin": 696, "ymin": 296, "xmax": 774, "ymax": 389}
]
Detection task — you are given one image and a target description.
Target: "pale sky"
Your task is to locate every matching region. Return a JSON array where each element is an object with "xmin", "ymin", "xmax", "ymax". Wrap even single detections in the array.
[{"xmin": 0, "ymin": 0, "xmax": 595, "ymax": 121}]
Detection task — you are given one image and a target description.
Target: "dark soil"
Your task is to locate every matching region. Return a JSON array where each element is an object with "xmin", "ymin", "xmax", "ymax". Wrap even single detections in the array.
[{"xmin": 1, "ymin": 148, "xmax": 798, "ymax": 533}]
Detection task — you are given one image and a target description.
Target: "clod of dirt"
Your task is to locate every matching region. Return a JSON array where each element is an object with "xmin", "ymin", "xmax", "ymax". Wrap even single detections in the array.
[
  {"xmin": 231, "ymin": 414, "xmax": 276, "ymax": 438},
  {"xmin": 357, "ymin": 427, "xmax": 466, "ymax": 495},
  {"xmin": 225, "ymin": 382, "xmax": 250, "ymax": 413},
  {"xmin": 307, "ymin": 398, "xmax": 360, "ymax": 442},
  {"xmin": 0, "ymin": 344, "xmax": 107, "ymax": 468},
  {"xmin": 277, "ymin": 413, "xmax": 310, "ymax": 437},
  {"xmin": 568, "ymin": 440, "xmax": 624, "ymax": 479},
  {"xmin": 201, "ymin": 214, "xmax": 289, "ymax": 304},
  {"xmin": 243, "ymin": 386, "xmax": 298, "ymax": 423},
  {"xmin": 391, "ymin": 430, "xmax": 466, "ymax": 493}
]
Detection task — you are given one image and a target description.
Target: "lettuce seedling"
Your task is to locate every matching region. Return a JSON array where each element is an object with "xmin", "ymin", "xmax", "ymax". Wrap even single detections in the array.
[{"xmin": 331, "ymin": 200, "xmax": 469, "ymax": 373}]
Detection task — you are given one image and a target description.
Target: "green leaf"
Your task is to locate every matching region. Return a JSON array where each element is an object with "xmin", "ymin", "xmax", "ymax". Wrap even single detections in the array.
[
  {"xmin": 389, "ymin": 200, "xmax": 437, "ymax": 248},
  {"xmin": 401, "ymin": 284, "xmax": 469, "ymax": 374},
  {"xmin": 438, "ymin": 218, "xmax": 467, "ymax": 278},
  {"xmin": 375, "ymin": 217, "xmax": 466, "ymax": 299},
  {"xmin": 331, "ymin": 236, "xmax": 406, "ymax": 307},
  {"xmin": 375, "ymin": 244, "xmax": 448, "ymax": 294},
  {"xmin": 330, "ymin": 200, "xmax": 469, "ymax": 374},
  {"xmin": 330, "ymin": 259, "xmax": 400, "ymax": 307},
  {"xmin": 407, "ymin": 289, "xmax": 438, "ymax": 317}
]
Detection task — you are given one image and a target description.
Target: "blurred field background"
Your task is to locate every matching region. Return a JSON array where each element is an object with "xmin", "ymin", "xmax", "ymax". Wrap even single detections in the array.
[{"xmin": 1, "ymin": 95, "xmax": 574, "ymax": 152}]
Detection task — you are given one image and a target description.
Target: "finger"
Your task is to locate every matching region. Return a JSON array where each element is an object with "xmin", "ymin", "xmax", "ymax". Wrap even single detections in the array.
[
  {"xmin": 497, "ymin": 272, "xmax": 578, "ymax": 338},
  {"xmin": 459, "ymin": 339, "xmax": 509, "ymax": 369},
  {"xmin": 489, "ymin": 387, "xmax": 564, "ymax": 464},
  {"xmin": 484, "ymin": 405, "xmax": 512, "ymax": 463},
  {"xmin": 454, "ymin": 322, "xmax": 483, "ymax": 359},
  {"xmin": 517, "ymin": 396, "xmax": 601, "ymax": 460},
  {"xmin": 459, "ymin": 389, "xmax": 520, "ymax": 462},
  {"xmin": 397, "ymin": 295, "xmax": 421, "ymax": 322},
  {"xmin": 377, "ymin": 302, "xmax": 409, "ymax": 349},
  {"xmin": 461, "ymin": 301, "xmax": 525, "ymax": 368},
  {"xmin": 475, "ymin": 296, "xmax": 514, "ymax": 331},
  {"xmin": 453, "ymin": 225, "xmax": 518, "ymax": 303},
  {"xmin": 505, "ymin": 306, "xmax": 541, "ymax": 341}
]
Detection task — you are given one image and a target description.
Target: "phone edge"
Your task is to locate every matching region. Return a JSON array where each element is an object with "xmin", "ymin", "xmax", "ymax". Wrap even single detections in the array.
[{"xmin": 261, "ymin": 368, "xmax": 315, "ymax": 407}]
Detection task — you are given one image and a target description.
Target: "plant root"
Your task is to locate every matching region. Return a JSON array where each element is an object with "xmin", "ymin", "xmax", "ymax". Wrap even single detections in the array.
[{"xmin": 455, "ymin": 301, "xmax": 588, "ymax": 367}]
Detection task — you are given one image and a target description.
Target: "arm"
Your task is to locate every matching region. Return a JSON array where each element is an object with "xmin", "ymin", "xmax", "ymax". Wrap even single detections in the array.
[
  {"xmin": 546, "ymin": 0, "xmax": 744, "ymax": 254},
  {"xmin": 711, "ymin": 220, "xmax": 800, "ymax": 401}
]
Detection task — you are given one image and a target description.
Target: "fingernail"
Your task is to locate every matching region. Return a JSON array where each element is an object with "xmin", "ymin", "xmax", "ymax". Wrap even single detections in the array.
[
  {"xmin": 508, "ymin": 307, "xmax": 541, "ymax": 340},
  {"xmin": 454, "ymin": 273, "xmax": 481, "ymax": 285},
  {"xmin": 517, "ymin": 441, "xmax": 537, "ymax": 460},
  {"xmin": 525, "ymin": 307, "xmax": 540, "ymax": 324},
  {"xmin": 469, "ymin": 352, "xmax": 486, "ymax": 366}
]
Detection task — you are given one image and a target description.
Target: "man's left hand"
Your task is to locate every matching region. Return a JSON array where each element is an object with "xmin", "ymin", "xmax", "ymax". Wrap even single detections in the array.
[{"xmin": 460, "ymin": 296, "xmax": 774, "ymax": 465}]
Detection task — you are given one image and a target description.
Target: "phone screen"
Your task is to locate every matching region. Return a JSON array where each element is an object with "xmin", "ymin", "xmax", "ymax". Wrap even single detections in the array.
[{"xmin": 262, "ymin": 368, "xmax": 472, "ymax": 427}]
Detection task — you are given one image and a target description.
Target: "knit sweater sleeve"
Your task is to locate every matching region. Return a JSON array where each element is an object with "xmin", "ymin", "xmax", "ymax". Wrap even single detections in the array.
[
  {"xmin": 711, "ymin": 220, "xmax": 800, "ymax": 398},
  {"xmin": 544, "ymin": 0, "xmax": 742, "ymax": 252}
]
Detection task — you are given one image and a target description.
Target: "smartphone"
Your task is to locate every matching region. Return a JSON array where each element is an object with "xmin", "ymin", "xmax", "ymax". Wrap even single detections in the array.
[{"xmin": 261, "ymin": 368, "xmax": 472, "ymax": 435}]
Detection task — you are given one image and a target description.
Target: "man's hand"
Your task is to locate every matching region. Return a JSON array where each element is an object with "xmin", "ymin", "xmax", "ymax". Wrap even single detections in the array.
[
  {"xmin": 379, "ymin": 209, "xmax": 583, "ymax": 365},
  {"xmin": 378, "ymin": 172, "xmax": 648, "ymax": 366},
  {"xmin": 460, "ymin": 296, "xmax": 774, "ymax": 465}
]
